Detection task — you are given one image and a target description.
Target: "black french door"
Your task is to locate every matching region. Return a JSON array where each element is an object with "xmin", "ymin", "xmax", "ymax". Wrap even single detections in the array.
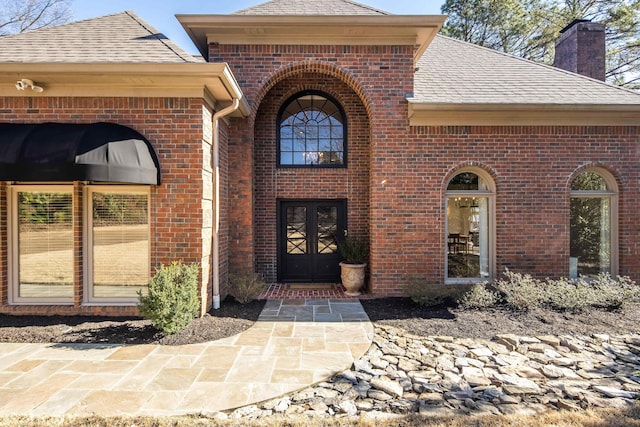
[{"xmin": 278, "ymin": 200, "xmax": 346, "ymax": 283}]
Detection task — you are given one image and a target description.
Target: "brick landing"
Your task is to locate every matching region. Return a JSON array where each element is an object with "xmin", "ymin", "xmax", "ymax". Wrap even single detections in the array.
[{"xmin": 259, "ymin": 283, "xmax": 374, "ymax": 300}]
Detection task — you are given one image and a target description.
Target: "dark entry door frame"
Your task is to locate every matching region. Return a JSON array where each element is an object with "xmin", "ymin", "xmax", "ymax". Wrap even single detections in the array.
[{"xmin": 277, "ymin": 199, "xmax": 347, "ymax": 283}]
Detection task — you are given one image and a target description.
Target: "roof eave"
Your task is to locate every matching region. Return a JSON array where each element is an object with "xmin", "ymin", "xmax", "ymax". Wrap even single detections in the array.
[
  {"xmin": 0, "ymin": 62, "xmax": 249, "ymax": 116},
  {"xmin": 176, "ymin": 14, "xmax": 446, "ymax": 65},
  {"xmin": 408, "ymin": 101, "xmax": 640, "ymax": 126}
]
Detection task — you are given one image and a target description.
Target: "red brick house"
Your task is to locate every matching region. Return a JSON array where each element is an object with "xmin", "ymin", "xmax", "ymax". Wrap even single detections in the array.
[{"xmin": 0, "ymin": 0, "xmax": 639, "ymax": 316}]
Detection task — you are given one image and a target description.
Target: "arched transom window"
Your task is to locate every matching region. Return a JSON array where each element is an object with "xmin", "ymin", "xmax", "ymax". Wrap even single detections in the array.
[
  {"xmin": 277, "ymin": 91, "xmax": 346, "ymax": 167},
  {"xmin": 445, "ymin": 169, "xmax": 495, "ymax": 282},
  {"xmin": 570, "ymin": 168, "xmax": 618, "ymax": 278}
]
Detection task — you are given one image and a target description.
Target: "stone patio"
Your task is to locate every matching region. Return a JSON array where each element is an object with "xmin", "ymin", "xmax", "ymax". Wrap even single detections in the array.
[{"xmin": 0, "ymin": 299, "xmax": 373, "ymax": 416}]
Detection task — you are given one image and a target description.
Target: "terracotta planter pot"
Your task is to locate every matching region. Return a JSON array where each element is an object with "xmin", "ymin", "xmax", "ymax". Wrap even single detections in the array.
[{"xmin": 339, "ymin": 262, "xmax": 366, "ymax": 296}]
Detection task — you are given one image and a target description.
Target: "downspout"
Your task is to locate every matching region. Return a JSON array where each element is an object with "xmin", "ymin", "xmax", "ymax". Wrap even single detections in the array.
[{"xmin": 212, "ymin": 98, "xmax": 240, "ymax": 309}]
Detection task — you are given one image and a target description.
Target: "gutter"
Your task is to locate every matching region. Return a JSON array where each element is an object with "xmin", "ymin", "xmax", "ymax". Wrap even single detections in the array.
[{"xmin": 211, "ymin": 98, "xmax": 240, "ymax": 310}]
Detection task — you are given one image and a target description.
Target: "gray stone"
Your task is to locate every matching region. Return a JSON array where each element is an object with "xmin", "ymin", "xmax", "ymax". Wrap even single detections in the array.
[
  {"xmin": 542, "ymin": 365, "xmax": 565, "ymax": 379},
  {"xmin": 470, "ymin": 347, "xmax": 493, "ymax": 358},
  {"xmin": 231, "ymin": 405, "xmax": 261, "ymax": 419},
  {"xmin": 419, "ymin": 403, "xmax": 458, "ymax": 417},
  {"xmin": 370, "ymin": 357, "xmax": 389, "ymax": 370},
  {"xmin": 436, "ymin": 355, "xmax": 455, "ymax": 372},
  {"xmin": 593, "ymin": 385, "xmax": 639, "ymax": 399},
  {"xmin": 475, "ymin": 401, "xmax": 501, "ymax": 415},
  {"xmin": 371, "ymin": 376, "xmax": 404, "ymax": 397},
  {"xmin": 398, "ymin": 358, "xmax": 419, "ymax": 372},
  {"xmin": 355, "ymin": 400, "xmax": 373, "ymax": 411},
  {"xmin": 315, "ymin": 387, "xmax": 340, "ymax": 399},
  {"xmin": 339, "ymin": 400, "xmax": 358, "ymax": 416},
  {"xmin": 557, "ymin": 399, "xmax": 581, "ymax": 411},
  {"xmin": 399, "ymin": 377, "xmax": 413, "ymax": 392},
  {"xmin": 593, "ymin": 334, "xmax": 610, "ymax": 342},
  {"xmin": 309, "ymin": 400, "xmax": 329, "ymax": 412},
  {"xmin": 537, "ymin": 335, "xmax": 561, "ymax": 347},
  {"xmin": 419, "ymin": 392, "xmax": 444, "ymax": 403},
  {"xmin": 368, "ymin": 390, "xmax": 393, "ymax": 401},
  {"xmin": 499, "ymin": 394, "xmax": 521, "ymax": 404},
  {"xmin": 273, "ymin": 397, "xmax": 291, "ymax": 413},
  {"xmin": 291, "ymin": 388, "xmax": 315, "ymax": 402},
  {"xmin": 354, "ymin": 381, "xmax": 371, "ymax": 398}
]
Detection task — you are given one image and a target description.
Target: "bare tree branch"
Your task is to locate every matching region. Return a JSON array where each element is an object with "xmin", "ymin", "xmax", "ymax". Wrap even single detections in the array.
[{"xmin": 0, "ymin": 0, "xmax": 71, "ymax": 35}]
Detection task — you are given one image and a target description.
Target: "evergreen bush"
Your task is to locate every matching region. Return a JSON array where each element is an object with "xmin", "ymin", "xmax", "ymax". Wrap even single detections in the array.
[{"xmin": 138, "ymin": 261, "xmax": 199, "ymax": 334}]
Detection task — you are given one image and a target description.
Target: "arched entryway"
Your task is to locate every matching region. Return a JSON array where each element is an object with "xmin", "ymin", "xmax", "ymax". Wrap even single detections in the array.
[{"xmin": 253, "ymin": 70, "xmax": 371, "ymax": 283}]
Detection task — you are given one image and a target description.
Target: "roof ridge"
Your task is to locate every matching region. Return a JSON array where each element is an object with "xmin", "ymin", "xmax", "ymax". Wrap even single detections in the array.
[
  {"xmin": 123, "ymin": 10, "xmax": 194, "ymax": 63},
  {"xmin": 341, "ymin": 0, "xmax": 391, "ymax": 15},
  {"xmin": 433, "ymin": 34, "xmax": 640, "ymax": 98},
  {"xmin": 0, "ymin": 10, "xmax": 128, "ymax": 39},
  {"xmin": 233, "ymin": 0, "xmax": 390, "ymax": 15}
]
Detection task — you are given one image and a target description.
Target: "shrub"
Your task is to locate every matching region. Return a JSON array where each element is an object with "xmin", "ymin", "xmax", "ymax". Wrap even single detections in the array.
[
  {"xmin": 337, "ymin": 235, "xmax": 368, "ymax": 264},
  {"xmin": 457, "ymin": 282, "xmax": 502, "ymax": 309},
  {"xmin": 590, "ymin": 274, "xmax": 640, "ymax": 309},
  {"xmin": 229, "ymin": 273, "xmax": 267, "ymax": 304},
  {"xmin": 138, "ymin": 261, "xmax": 199, "ymax": 334},
  {"xmin": 493, "ymin": 270, "xmax": 545, "ymax": 311},
  {"xmin": 489, "ymin": 270, "xmax": 639, "ymax": 312},
  {"xmin": 404, "ymin": 278, "xmax": 468, "ymax": 307},
  {"xmin": 544, "ymin": 276, "xmax": 594, "ymax": 312}
]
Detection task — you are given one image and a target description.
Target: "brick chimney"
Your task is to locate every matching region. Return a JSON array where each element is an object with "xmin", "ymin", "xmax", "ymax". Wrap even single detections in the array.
[{"xmin": 554, "ymin": 19, "xmax": 606, "ymax": 81}]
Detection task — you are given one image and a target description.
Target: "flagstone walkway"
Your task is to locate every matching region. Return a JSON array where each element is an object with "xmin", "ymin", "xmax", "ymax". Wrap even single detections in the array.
[{"xmin": 0, "ymin": 299, "xmax": 373, "ymax": 416}]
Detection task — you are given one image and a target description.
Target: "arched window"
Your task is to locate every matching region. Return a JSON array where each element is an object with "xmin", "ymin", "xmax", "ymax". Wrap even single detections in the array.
[
  {"xmin": 445, "ymin": 169, "xmax": 495, "ymax": 282},
  {"xmin": 277, "ymin": 91, "xmax": 346, "ymax": 167},
  {"xmin": 570, "ymin": 169, "xmax": 618, "ymax": 278}
]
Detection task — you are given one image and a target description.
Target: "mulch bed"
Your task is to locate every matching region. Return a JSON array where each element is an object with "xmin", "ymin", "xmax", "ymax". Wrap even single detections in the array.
[
  {"xmin": 360, "ymin": 298, "xmax": 640, "ymax": 339},
  {"xmin": 0, "ymin": 297, "xmax": 638, "ymax": 346},
  {"xmin": 0, "ymin": 297, "xmax": 265, "ymax": 346}
]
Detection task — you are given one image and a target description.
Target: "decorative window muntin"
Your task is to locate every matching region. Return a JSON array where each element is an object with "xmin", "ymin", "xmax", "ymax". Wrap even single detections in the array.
[
  {"xmin": 569, "ymin": 169, "xmax": 618, "ymax": 278},
  {"xmin": 445, "ymin": 169, "xmax": 495, "ymax": 283},
  {"xmin": 277, "ymin": 91, "xmax": 346, "ymax": 167}
]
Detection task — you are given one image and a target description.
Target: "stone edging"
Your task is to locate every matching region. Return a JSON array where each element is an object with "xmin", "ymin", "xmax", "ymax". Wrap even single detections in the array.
[{"xmin": 218, "ymin": 325, "xmax": 640, "ymax": 420}]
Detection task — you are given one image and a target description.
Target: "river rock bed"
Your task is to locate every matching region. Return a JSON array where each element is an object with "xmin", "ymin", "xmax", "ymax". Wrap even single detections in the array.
[{"xmin": 222, "ymin": 325, "xmax": 640, "ymax": 420}]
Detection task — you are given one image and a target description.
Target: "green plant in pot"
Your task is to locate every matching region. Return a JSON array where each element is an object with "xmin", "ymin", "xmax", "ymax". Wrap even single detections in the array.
[{"xmin": 337, "ymin": 232, "xmax": 368, "ymax": 296}]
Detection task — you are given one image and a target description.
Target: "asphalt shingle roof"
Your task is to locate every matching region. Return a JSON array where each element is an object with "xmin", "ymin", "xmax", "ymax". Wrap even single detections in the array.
[
  {"xmin": 414, "ymin": 35, "xmax": 640, "ymax": 105},
  {"xmin": 0, "ymin": 11, "xmax": 202, "ymax": 63},
  {"xmin": 233, "ymin": 0, "xmax": 390, "ymax": 15}
]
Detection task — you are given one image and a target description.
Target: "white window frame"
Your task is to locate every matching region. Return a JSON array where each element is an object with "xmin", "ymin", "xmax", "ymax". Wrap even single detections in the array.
[
  {"xmin": 84, "ymin": 185, "xmax": 151, "ymax": 305},
  {"xmin": 445, "ymin": 168, "xmax": 496, "ymax": 284},
  {"xmin": 8, "ymin": 185, "xmax": 74, "ymax": 305},
  {"xmin": 569, "ymin": 167, "xmax": 618, "ymax": 278}
]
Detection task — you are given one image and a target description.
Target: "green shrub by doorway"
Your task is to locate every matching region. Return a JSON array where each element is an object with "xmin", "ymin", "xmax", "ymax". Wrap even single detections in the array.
[{"xmin": 138, "ymin": 261, "xmax": 199, "ymax": 334}]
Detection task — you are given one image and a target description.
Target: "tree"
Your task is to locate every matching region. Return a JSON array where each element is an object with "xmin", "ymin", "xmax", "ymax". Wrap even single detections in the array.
[
  {"xmin": 0, "ymin": 0, "xmax": 71, "ymax": 35},
  {"xmin": 441, "ymin": 0, "xmax": 640, "ymax": 89}
]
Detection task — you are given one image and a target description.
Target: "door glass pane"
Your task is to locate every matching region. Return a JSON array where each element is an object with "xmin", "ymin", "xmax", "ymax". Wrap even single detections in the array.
[
  {"xmin": 447, "ymin": 197, "xmax": 489, "ymax": 279},
  {"xmin": 17, "ymin": 191, "xmax": 73, "ymax": 298},
  {"xmin": 570, "ymin": 197, "xmax": 610, "ymax": 277},
  {"xmin": 92, "ymin": 192, "xmax": 149, "ymax": 298},
  {"xmin": 286, "ymin": 206, "xmax": 307, "ymax": 254},
  {"xmin": 317, "ymin": 206, "xmax": 338, "ymax": 254}
]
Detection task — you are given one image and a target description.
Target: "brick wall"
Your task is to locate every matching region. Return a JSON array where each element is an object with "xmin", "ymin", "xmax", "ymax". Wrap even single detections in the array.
[
  {"xmin": 214, "ymin": 44, "xmax": 414, "ymax": 286},
  {"xmin": 214, "ymin": 43, "xmax": 640, "ymax": 296},
  {"xmin": 0, "ymin": 96, "xmax": 211, "ymax": 315}
]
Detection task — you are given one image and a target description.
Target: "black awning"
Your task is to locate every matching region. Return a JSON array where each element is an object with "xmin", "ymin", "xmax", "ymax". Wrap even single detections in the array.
[{"xmin": 0, "ymin": 122, "xmax": 160, "ymax": 185}]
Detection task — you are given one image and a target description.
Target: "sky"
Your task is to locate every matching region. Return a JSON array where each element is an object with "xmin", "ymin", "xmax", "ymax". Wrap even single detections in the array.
[{"xmin": 72, "ymin": 0, "xmax": 446, "ymax": 54}]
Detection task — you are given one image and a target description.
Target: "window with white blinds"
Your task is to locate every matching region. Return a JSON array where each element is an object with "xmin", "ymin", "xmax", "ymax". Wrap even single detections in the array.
[
  {"xmin": 88, "ymin": 188, "xmax": 150, "ymax": 300},
  {"xmin": 12, "ymin": 187, "xmax": 73, "ymax": 302}
]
